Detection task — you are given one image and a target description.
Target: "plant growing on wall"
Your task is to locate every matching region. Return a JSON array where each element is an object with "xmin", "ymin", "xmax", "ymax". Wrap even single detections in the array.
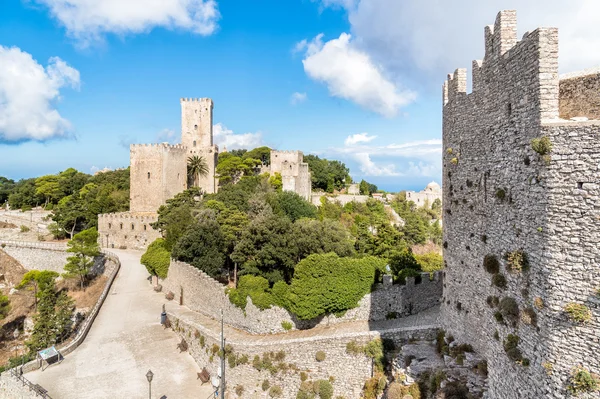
[
  {"xmin": 483, "ymin": 255, "xmax": 500, "ymax": 274},
  {"xmin": 492, "ymin": 273, "xmax": 507, "ymax": 289},
  {"xmin": 564, "ymin": 303, "xmax": 592, "ymax": 323},
  {"xmin": 531, "ymin": 136, "xmax": 552, "ymax": 155},
  {"xmin": 567, "ymin": 366, "xmax": 599, "ymax": 395},
  {"xmin": 499, "ymin": 297, "xmax": 520, "ymax": 327},
  {"xmin": 506, "ymin": 250, "xmax": 529, "ymax": 273},
  {"xmin": 503, "ymin": 334, "xmax": 523, "ymax": 362}
]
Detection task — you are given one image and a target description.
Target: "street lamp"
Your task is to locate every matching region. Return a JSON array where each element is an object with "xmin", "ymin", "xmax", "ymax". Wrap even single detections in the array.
[{"xmin": 146, "ymin": 369, "xmax": 153, "ymax": 399}]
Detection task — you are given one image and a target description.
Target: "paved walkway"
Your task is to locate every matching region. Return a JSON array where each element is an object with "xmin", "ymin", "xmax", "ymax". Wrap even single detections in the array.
[{"xmin": 27, "ymin": 250, "xmax": 214, "ymax": 399}]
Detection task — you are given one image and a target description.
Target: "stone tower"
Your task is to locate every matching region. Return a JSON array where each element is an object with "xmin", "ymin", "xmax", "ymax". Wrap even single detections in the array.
[
  {"xmin": 181, "ymin": 98, "xmax": 218, "ymax": 194},
  {"xmin": 442, "ymin": 10, "xmax": 600, "ymax": 399},
  {"xmin": 269, "ymin": 150, "xmax": 312, "ymax": 201}
]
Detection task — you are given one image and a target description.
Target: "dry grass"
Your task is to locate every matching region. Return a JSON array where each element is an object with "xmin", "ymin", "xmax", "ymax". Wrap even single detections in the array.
[
  {"xmin": 0, "ymin": 222, "xmax": 17, "ymax": 229},
  {"xmin": 64, "ymin": 275, "xmax": 108, "ymax": 309},
  {"xmin": 411, "ymin": 241, "xmax": 442, "ymax": 255}
]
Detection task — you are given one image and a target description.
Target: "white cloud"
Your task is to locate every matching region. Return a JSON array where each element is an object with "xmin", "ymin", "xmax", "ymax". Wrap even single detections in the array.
[
  {"xmin": 213, "ymin": 123, "xmax": 263, "ymax": 150},
  {"xmin": 353, "ymin": 153, "xmax": 400, "ymax": 176},
  {"xmin": 156, "ymin": 128, "xmax": 177, "ymax": 143},
  {"xmin": 36, "ymin": 0, "xmax": 220, "ymax": 46},
  {"xmin": 344, "ymin": 132, "xmax": 376, "ymax": 146},
  {"xmin": 321, "ymin": 0, "xmax": 600, "ymax": 78},
  {"xmin": 0, "ymin": 46, "xmax": 80, "ymax": 142},
  {"xmin": 297, "ymin": 33, "xmax": 416, "ymax": 117},
  {"xmin": 290, "ymin": 92, "xmax": 307, "ymax": 105}
]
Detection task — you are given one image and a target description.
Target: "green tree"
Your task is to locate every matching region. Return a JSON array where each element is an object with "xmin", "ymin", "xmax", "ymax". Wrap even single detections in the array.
[
  {"xmin": 304, "ymin": 155, "xmax": 351, "ymax": 192},
  {"xmin": 16, "ymin": 270, "xmax": 59, "ymax": 312},
  {"xmin": 359, "ymin": 179, "xmax": 370, "ymax": 195},
  {"xmin": 293, "ymin": 219, "xmax": 355, "ymax": 261},
  {"xmin": 267, "ymin": 191, "xmax": 317, "ymax": 222},
  {"xmin": 187, "ymin": 155, "xmax": 209, "ymax": 188},
  {"xmin": 152, "ymin": 188, "xmax": 202, "ymax": 250},
  {"xmin": 35, "ymin": 175, "xmax": 62, "ymax": 207},
  {"xmin": 389, "ymin": 250, "xmax": 421, "ymax": 283},
  {"xmin": 243, "ymin": 146, "xmax": 271, "ymax": 165},
  {"xmin": 216, "ymin": 156, "xmax": 261, "ymax": 185},
  {"xmin": 63, "ymin": 228, "xmax": 100, "ymax": 290},
  {"xmin": 141, "ymin": 238, "xmax": 171, "ymax": 278},
  {"xmin": 268, "ymin": 172, "xmax": 282, "ymax": 192}
]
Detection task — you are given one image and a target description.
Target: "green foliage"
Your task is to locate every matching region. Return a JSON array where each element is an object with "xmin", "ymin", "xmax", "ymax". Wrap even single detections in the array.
[
  {"xmin": 316, "ymin": 380, "xmax": 333, "ymax": 399},
  {"xmin": 141, "ymin": 238, "xmax": 171, "ymax": 278},
  {"xmin": 171, "ymin": 210, "xmax": 226, "ymax": 278},
  {"xmin": 568, "ymin": 366, "xmax": 599, "ymax": 395},
  {"xmin": 269, "ymin": 385, "xmax": 283, "ymax": 398},
  {"xmin": 269, "ymin": 172, "xmax": 282, "ymax": 191},
  {"xmin": 486, "ymin": 295, "xmax": 499, "ymax": 308},
  {"xmin": 506, "ymin": 250, "xmax": 529, "ymax": 273},
  {"xmin": 492, "ymin": 273, "xmax": 507, "ymax": 289},
  {"xmin": 415, "ymin": 252, "xmax": 443, "ymax": 273},
  {"xmin": 267, "ymin": 191, "xmax": 317, "ymax": 221},
  {"xmin": 363, "ymin": 339, "xmax": 386, "ymax": 372},
  {"xmin": 20, "ymin": 225, "xmax": 30, "ymax": 232},
  {"xmin": 244, "ymin": 146, "xmax": 271, "ymax": 165},
  {"xmin": 64, "ymin": 228, "xmax": 100, "ymax": 290},
  {"xmin": 499, "ymin": 297, "xmax": 520, "ymax": 326},
  {"xmin": 564, "ymin": 303, "xmax": 592, "ymax": 323},
  {"xmin": 304, "ymin": 155, "xmax": 351, "ymax": 192},
  {"xmin": 389, "ymin": 250, "xmax": 422, "ymax": 284},
  {"xmin": 293, "ymin": 218, "xmax": 355, "ymax": 261},
  {"xmin": 315, "ymin": 351, "xmax": 326, "ymax": 362},
  {"xmin": 503, "ymin": 334, "xmax": 523, "ymax": 362},
  {"xmin": 286, "ymin": 253, "xmax": 383, "ymax": 320},
  {"xmin": 495, "ymin": 188, "xmax": 506, "ymax": 201},
  {"xmin": 152, "ymin": 188, "xmax": 203, "ymax": 250},
  {"xmin": 390, "ymin": 196, "xmax": 438, "ymax": 245},
  {"xmin": 0, "ymin": 294, "xmax": 10, "ymax": 319},
  {"xmin": 216, "ymin": 155, "xmax": 261, "ymax": 185},
  {"xmin": 228, "ymin": 275, "xmax": 275, "ymax": 310},
  {"xmin": 531, "ymin": 136, "xmax": 553, "ymax": 156},
  {"xmin": 281, "ymin": 321, "xmax": 293, "ymax": 331},
  {"xmin": 483, "ymin": 255, "xmax": 500, "ymax": 274},
  {"xmin": 262, "ymin": 379, "xmax": 271, "ymax": 391},
  {"xmin": 187, "ymin": 155, "xmax": 209, "ymax": 188}
]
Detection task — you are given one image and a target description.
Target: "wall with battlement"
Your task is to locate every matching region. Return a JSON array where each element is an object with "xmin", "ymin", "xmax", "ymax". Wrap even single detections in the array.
[
  {"xmin": 97, "ymin": 212, "xmax": 160, "ymax": 250},
  {"xmin": 160, "ymin": 259, "xmax": 442, "ymax": 335},
  {"xmin": 130, "ymin": 143, "xmax": 187, "ymax": 213},
  {"xmin": 268, "ymin": 150, "xmax": 312, "ymax": 200},
  {"xmin": 559, "ymin": 68, "xmax": 600, "ymax": 120},
  {"xmin": 442, "ymin": 10, "xmax": 600, "ymax": 399}
]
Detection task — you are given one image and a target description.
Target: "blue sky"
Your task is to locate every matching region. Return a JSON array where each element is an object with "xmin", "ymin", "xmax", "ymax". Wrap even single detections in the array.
[{"xmin": 1, "ymin": 0, "xmax": 598, "ymax": 192}]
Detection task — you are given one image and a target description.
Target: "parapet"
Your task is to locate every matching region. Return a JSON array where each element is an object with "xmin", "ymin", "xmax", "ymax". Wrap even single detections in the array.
[
  {"xmin": 98, "ymin": 212, "xmax": 158, "ymax": 221},
  {"xmin": 484, "ymin": 10, "xmax": 517, "ymax": 60},
  {"xmin": 130, "ymin": 143, "xmax": 187, "ymax": 152},
  {"xmin": 180, "ymin": 97, "xmax": 213, "ymax": 107}
]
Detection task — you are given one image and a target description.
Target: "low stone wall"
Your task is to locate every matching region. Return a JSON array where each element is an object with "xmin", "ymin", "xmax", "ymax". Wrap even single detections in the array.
[
  {"xmin": 160, "ymin": 260, "xmax": 442, "ymax": 334},
  {"xmin": 0, "ymin": 245, "xmax": 68, "ymax": 274},
  {"xmin": 311, "ymin": 194, "xmax": 370, "ymax": 207},
  {"xmin": 0, "ymin": 372, "xmax": 45, "ymax": 399},
  {"xmin": 559, "ymin": 68, "xmax": 600, "ymax": 120},
  {"xmin": 168, "ymin": 311, "xmax": 438, "ymax": 399}
]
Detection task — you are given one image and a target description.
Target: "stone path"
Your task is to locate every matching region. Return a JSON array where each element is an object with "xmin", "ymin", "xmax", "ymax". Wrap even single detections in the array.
[{"xmin": 26, "ymin": 249, "xmax": 214, "ymax": 399}]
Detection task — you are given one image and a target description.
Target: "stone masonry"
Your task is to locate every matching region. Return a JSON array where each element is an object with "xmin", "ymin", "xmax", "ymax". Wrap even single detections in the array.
[
  {"xmin": 406, "ymin": 181, "xmax": 442, "ymax": 209},
  {"xmin": 160, "ymin": 259, "xmax": 442, "ymax": 335},
  {"xmin": 268, "ymin": 150, "xmax": 312, "ymax": 201},
  {"xmin": 442, "ymin": 10, "xmax": 600, "ymax": 399}
]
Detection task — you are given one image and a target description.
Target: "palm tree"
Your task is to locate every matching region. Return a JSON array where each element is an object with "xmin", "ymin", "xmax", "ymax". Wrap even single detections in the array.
[{"xmin": 187, "ymin": 155, "xmax": 209, "ymax": 188}]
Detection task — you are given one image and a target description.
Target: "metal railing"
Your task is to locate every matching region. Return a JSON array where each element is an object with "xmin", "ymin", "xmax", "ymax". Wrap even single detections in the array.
[
  {"xmin": 0, "ymin": 239, "xmax": 67, "ymax": 251},
  {"xmin": 7, "ymin": 367, "xmax": 53, "ymax": 398}
]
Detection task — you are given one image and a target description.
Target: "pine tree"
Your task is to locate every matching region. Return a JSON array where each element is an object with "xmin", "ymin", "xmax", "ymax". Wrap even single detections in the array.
[{"xmin": 64, "ymin": 228, "xmax": 100, "ymax": 290}]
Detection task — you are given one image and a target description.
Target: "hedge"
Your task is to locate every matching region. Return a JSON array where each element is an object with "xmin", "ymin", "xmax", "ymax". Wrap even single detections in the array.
[{"xmin": 140, "ymin": 238, "xmax": 171, "ymax": 279}]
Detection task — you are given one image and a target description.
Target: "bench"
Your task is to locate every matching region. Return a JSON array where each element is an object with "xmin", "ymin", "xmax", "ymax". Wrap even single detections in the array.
[
  {"xmin": 197, "ymin": 368, "xmax": 210, "ymax": 384},
  {"xmin": 176, "ymin": 338, "xmax": 188, "ymax": 352}
]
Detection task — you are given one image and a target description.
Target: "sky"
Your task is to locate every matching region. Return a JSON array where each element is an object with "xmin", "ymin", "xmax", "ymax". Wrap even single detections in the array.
[{"xmin": 1, "ymin": 0, "xmax": 600, "ymax": 192}]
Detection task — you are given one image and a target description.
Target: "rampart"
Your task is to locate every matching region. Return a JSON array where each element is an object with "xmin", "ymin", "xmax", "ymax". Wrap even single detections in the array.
[
  {"xmin": 559, "ymin": 68, "xmax": 600, "ymax": 120},
  {"xmin": 97, "ymin": 212, "xmax": 160, "ymax": 250},
  {"xmin": 442, "ymin": 10, "xmax": 600, "ymax": 399},
  {"xmin": 160, "ymin": 259, "xmax": 442, "ymax": 335}
]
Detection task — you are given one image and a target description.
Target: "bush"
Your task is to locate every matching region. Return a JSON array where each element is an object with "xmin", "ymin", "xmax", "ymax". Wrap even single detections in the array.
[
  {"xmin": 300, "ymin": 371, "xmax": 308, "ymax": 382},
  {"xmin": 495, "ymin": 188, "xmax": 506, "ymax": 201},
  {"xmin": 492, "ymin": 273, "xmax": 507, "ymax": 289},
  {"xmin": 20, "ymin": 225, "xmax": 30, "ymax": 232},
  {"xmin": 442, "ymin": 381, "xmax": 470, "ymax": 399},
  {"xmin": 228, "ymin": 275, "xmax": 276, "ymax": 310},
  {"xmin": 486, "ymin": 296, "xmax": 499, "ymax": 308},
  {"xmin": 140, "ymin": 239, "xmax": 171, "ymax": 279},
  {"xmin": 521, "ymin": 307, "xmax": 537, "ymax": 326},
  {"xmin": 483, "ymin": 255, "xmax": 500, "ymax": 274},
  {"xmin": 503, "ymin": 334, "xmax": 522, "ymax": 362},
  {"xmin": 262, "ymin": 379, "xmax": 271, "ymax": 391},
  {"xmin": 415, "ymin": 252, "xmax": 443, "ymax": 273},
  {"xmin": 568, "ymin": 366, "xmax": 599, "ymax": 395},
  {"xmin": 0, "ymin": 295, "xmax": 10, "ymax": 319},
  {"xmin": 387, "ymin": 382, "xmax": 420, "ymax": 399},
  {"xmin": 316, "ymin": 380, "xmax": 333, "ymax": 399},
  {"xmin": 346, "ymin": 340, "xmax": 363, "ymax": 355},
  {"xmin": 531, "ymin": 136, "xmax": 552, "ymax": 155},
  {"xmin": 269, "ymin": 385, "xmax": 283, "ymax": 398},
  {"xmin": 499, "ymin": 297, "xmax": 519, "ymax": 326},
  {"xmin": 315, "ymin": 351, "xmax": 326, "ymax": 362},
  {"xmin": 564, "ymin": 303, "xmax": 592, "ymax": 323},
  {"xmin": 287, "ymin": 253, "xmax": 384, "ymax": 320},
  {"xmin": 363, "ymin": 339, "xmax": 385, "ymax": 372},
  {"xmin": 281, "ymin": 321, "xmax": 293, "ymax": 331},
  {"xmin": 235, "ymin": 385, "xmax": 244, "ymax": 396},
  {"xmin": 506, "ymin": 250, "xmax": 529, "ymax": 273},
  {"xmin": 389, "ymin": 250, "xmax": 420, "ymax": 276}
]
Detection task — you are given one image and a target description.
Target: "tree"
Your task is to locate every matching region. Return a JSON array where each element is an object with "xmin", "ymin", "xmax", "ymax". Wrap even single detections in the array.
[
  {"xmin": 431, "ymin": 198, "xmax": 442, "ymax": 216},
  {"xmin": 63, "ymin": 228, "xmax": 100, "ymax": 290},
  {"xmin": 359, "ymin": 180, "xmax": 370, "ymax": 195},
  {"xmin": 187, "ymin": 155, "xmax": 209, "ymax": 188},
  {"xmin": 293, "ymin": 219, "xmax": 355, "ymax": 261},
  {"xmin": 267, "ymin": 191, "xmax": 317, "ymax": 222},
  {"xmin": 0, "ymin": 294, "xmax": 10, "ymax": 319},
  {"xmin": 141, "ymin": 238, "xmax": 171, "ymax": 279},
  {"xmin": 304, "ymin": 155, "xmax": 351, "ymax": 192},
  {"xmin": 243, "ymin": 146, "xmax": 271, "ymax": 165},
  {"xmin": 152, "ymin": 188, "xmax": 202, "ymax": 250},
  {"xmin": 17, "ymin": 270, "xmax": 59, "ymax": 312},
  {"xmin": 268, "ymin": 172, "xmax": 282, "ymax": 192},
  {"xmin": 389, "ymin": 250, "xmax": 421, "ymax": 283},
  {"xmin": 216, "ymin": 156, "xmax": 261, "ymax": 185}
]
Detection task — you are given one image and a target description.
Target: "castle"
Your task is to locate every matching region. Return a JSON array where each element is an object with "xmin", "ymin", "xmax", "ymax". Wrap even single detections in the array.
[
  {"xmin": 405, "ymin": 181, "xmax": 442, "ymax": 209},
  {"xmin": 267, "ymin": 150, "xmax": 312, "ymax": 201},
  {"xmin": 442, "ymin": 10, "xmax": 600, "ymax": 399},
  {"xmin": 98, "ymin": 98, "xmax": 218, "ymax": 250}
]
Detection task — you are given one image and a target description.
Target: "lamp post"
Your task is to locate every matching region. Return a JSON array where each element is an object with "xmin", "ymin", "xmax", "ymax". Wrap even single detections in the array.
[{"xmin": 146, "ymin": 369, "xmax": 153, "ymax": 399}]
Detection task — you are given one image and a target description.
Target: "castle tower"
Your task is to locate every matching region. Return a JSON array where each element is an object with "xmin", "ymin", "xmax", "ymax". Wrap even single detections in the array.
[
  {"xmin": 180, "ymin": 98, "xmax": 218, "ymax": 194},
  {"xmin": 442, "ymin": 10, "xmax": 600, "ymax": 399}
]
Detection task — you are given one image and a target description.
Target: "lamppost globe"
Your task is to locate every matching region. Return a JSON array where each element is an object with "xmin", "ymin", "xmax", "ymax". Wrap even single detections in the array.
[{"xmin": 146, "ymin": 370, "xmax": 153, "ymax": 383}]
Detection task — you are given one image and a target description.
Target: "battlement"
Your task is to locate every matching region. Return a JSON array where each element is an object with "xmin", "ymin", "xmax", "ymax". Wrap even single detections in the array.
[
  {"xmin": 180, "ymin": 97, "xmax": 213, "ymax": 106},
  {"xmin": 130, "ymin": 143, "xmax": 187, "ymax": 152},
  {"xmin": 272, "ymin": 150, "xmax": 303, "ymax": 156},
  {"xmin": 98, "ymin": 212, "xmax": 158, "ymax": 221}
]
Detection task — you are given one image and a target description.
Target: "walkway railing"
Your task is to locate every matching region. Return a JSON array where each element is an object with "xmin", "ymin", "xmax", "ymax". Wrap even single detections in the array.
[
  {"xmin": 7, "ymin": 367, "xmax": 53, "ymax": 398},
  {"xmin": 0, "ymin": 240, "xmax": 67, "ymax": 251}
]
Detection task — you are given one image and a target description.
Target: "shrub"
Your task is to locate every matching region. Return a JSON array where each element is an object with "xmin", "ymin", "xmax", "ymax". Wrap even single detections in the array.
[
  {"xmin": 300, "ymin": 371, "xmax": 308, "ymax": 382},
  {"xmin": 269, "ymin": 385, "xmax": 283, "ymax": 398},
  {"xmin": 564, "ymin": 303, "xmax": 592, "ymax": 323},
  {"xmin": 531, "ymin": 136, "xmax": 552, "ymax": 156},
  {"xmin": 534, "ymin": 297, "xmax": 544, "ymax": 309},
  {"xmin": 477, "ymin": 360, "xmax": 488, "ymax": 376},
  {"xmin": 499, "ymin": 297, "xmax": 520, "ymax": 326},
  {"xmin": 492, "ymin": 273, "xmax": 507, "ymax": 289},
  {"xmin": 415, "ymin": 252, "xmax": 443, "ymax": 273},
  {"xmin": 272, "ymin": 281, "xmax": 289, "ymax": 308},
  {"xmin": 450, "ymin": 157, "xmax": 458, "ymax": 165},
  {"xmin": 287, "ymin": 253, "xmax": 384, "ymax": 320},
  {"xmin": 346, "ymin": 340, "xmax": 363, "ymax": 355},
  {"xmin": 281, "ymin": 321, "xmax": 293, "ymax": 331},
  {"xmin": 235, "ymin": 385, "xmax": 244, "ymax": 396},
  {"xmin": 503, "ymin": 334, "xmax": 522, "ymax": 362},
  {"xmin": 542, "ymin": 362, "xmax": 554, "ymax": 375},
  {"xmin": 486, "ymin": 296, "xmax": 499, "ymax": 308},
  {"xmin": 506, "ymin": 250, "xmax": 529, "ymax": 273},
  {"xmin": 483, "ymin": 255, "xmax": 500, "ymax": 274},
  {"xmin": 521, "ymin": 307, "xmax": 537, "ymax": 326},
  {"xmin": 493, "ymin": 330, "xmax": 499, "ymax": 340},
  {"xmin": 0, "ymin": 295, "xmax": 10, "ymax": 319},
  {"xmin": 495, "ymin": 188, "xmax": 506, "ymax": 201},
  {"xmin": 262, "ymin": 379, "xmax": 271, "ymax": 391},
  {"xmin": 387, "ymin": 381, "xmax": 421, "ymax": 399},
  {"xmin": 315, "ymin": 351, "xmax": 326, "ymax": 362},
  {"xmin": 494, "ymin": 311, "xmax": 504, "ymax": 324},
  {"xmin": 568, "ymin": 366, "xmax": 599, "ymax": 395},
  {"xmin": 20, "ymin": 225, "xmax": 30, "ymax": 232},
  {"xmin": 228, "ymin": 275, "xmax": 275, "ymax": 310},
  {"xmin": 316, "ymin": 380, "xmax": 333, "ymax": 399},
  {"xmin": 141, "ymin": 238, "xmax": 171, "ymax": 278},
  {"xmin": 436, "ymin": 330, "xmax": 448, "ymax": 355},
  {"xmin": 442, "ymin": 381, "xmax": 470, "ymax": 399},
  {"xmin": 363, "ymin": 339, "xmax": 385, "ymax": 372}
]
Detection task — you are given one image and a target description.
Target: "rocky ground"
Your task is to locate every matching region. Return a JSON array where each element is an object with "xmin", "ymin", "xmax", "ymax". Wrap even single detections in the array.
[{"xmin": 0, "ymin": 208, "xmax": 57, "ymax": 242}]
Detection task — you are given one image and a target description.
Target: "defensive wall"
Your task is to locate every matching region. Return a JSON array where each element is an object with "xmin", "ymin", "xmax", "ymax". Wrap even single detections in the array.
[
  {"xmin": 311, "ymin": 194, "xmax": 369, "ymax": 207},
  {"xmin": 270, "ymin": 151, "xmax": 312, "ymax": 201},
  {"xmin": 97, "ymin": 212, "xmax": 160, "ymax": 250},
  {"xmin": 559, "ymin": 68, "xmax": 600, "ymax": 120},
  {"xmin": 160, "ymin": 259, "xmax": 442, "ymax": 335},
  {"xmin": 442, "ymin": 10, "xmax": 600, "ymax": 399},
  {"xmin": 167, "ymin": 307, "xmax": 438, "ymax": 399}
]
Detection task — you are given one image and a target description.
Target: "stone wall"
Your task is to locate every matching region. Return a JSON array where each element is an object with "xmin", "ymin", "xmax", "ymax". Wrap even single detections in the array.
[
  {"xmin": 0, "ymin": 243, "xmax": 68, "ymax": 273},
  {"xmin": 442, "ymin": 10, "xmax": 600, "ymax": 399},
  {"xmin": 0, "ymin": 373, "xmax": 44, "ymax": 399},
  {"xmin": 97, "ymin": 212, "xmax": 160, "ymax": 250},
  {"xmin": 168, "ymin": 310, "xmax": 438, "ymax": 399},
  {"xmin": 270, "ymin": 151, "xmax": 312, "ymax": 201},
  {"xmin": 160, "ymin": 260, "xmax": 442, "ymax": 335},
  {"xmin": 559, "ymin": 68, "xmax": 600, "ymax": 120},
  {"xmin": 311, "ymin": 194, "xmax": 369, "ymax": 207}
]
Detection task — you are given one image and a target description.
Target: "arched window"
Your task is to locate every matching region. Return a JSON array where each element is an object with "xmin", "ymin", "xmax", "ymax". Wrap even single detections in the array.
[
  {"xmin": 131, "ymin": 223, "xmax": 135, "ymax": 230},
  {"xmin": 147, "ymin": 172, "xmax": 151, "ymax": 179},
  {"xmin": 143, "ymin": 225, "xmax": 147, "ymax": 231},
  {"xmin": 108, "ymin": 223, "xmax": 112, "ymax": 229},
  {"xmin": 120, "ymin": 223, "xmax": 123, "ymax": 230}
]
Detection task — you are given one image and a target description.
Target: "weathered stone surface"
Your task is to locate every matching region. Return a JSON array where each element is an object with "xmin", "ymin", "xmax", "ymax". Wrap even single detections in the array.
[{"xmin": 442, "ymin": 10, "xmax": 600, "ymax": 399}]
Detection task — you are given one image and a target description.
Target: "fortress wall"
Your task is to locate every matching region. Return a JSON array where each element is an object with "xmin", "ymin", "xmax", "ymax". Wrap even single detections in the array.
[
  {"xmin": 167, "ymin": 310, "xmax": 437, "ymax": 399},
  {"xmin": 160, "ymin": 259, "xmax": 442, "ymax": 335},
  {"xmin": 97, "ymin": 212, "xmax": 160, "ymax": 250},
  {"xmin": 559, "ymin": 69, "xmax": 600, "ymax": 120},
  {"xmin": 270, "ymin": 150, "xmax": 303, "ymax": 173},
  {"xmin": 442, "ymin": 10, "xmax": 600, "ymax": 398},
  {"xmin": 311, "ymin": 194, "xmax": 369, "ymax": 207}
]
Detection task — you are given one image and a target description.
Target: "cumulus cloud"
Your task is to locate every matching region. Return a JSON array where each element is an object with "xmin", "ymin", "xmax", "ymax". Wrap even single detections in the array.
[
  {"xmin": 290, "ymin": 92, "xmax": 307, "ymax": 105},
  {"xmin": 321, "ymin": 0, "xmax": 600, "ymax": 78},
  {"xmin": 213, "ymin": 123, "xmax": 263, "ymax": 150},
  {"xmin": 156, "ymin": 128, "xmax": 177, "ymax": 143},
  {"xmin": 35, "ymin": 0, "xmax": 220, "ymax": 46},
  {"xmin": 344, "ymin": 132, "xmax": 376, "ymax": 146},
  {"xmin": 0, "ymin": 46, "xmax": 80, "ymax": 143},
  {"xmin": 296, "ymin": 33, "xmax": 416, "ymax": 117},
  {"xmin": 326, "ymin": 134, "xmax": 442, "ymax": 177}
]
